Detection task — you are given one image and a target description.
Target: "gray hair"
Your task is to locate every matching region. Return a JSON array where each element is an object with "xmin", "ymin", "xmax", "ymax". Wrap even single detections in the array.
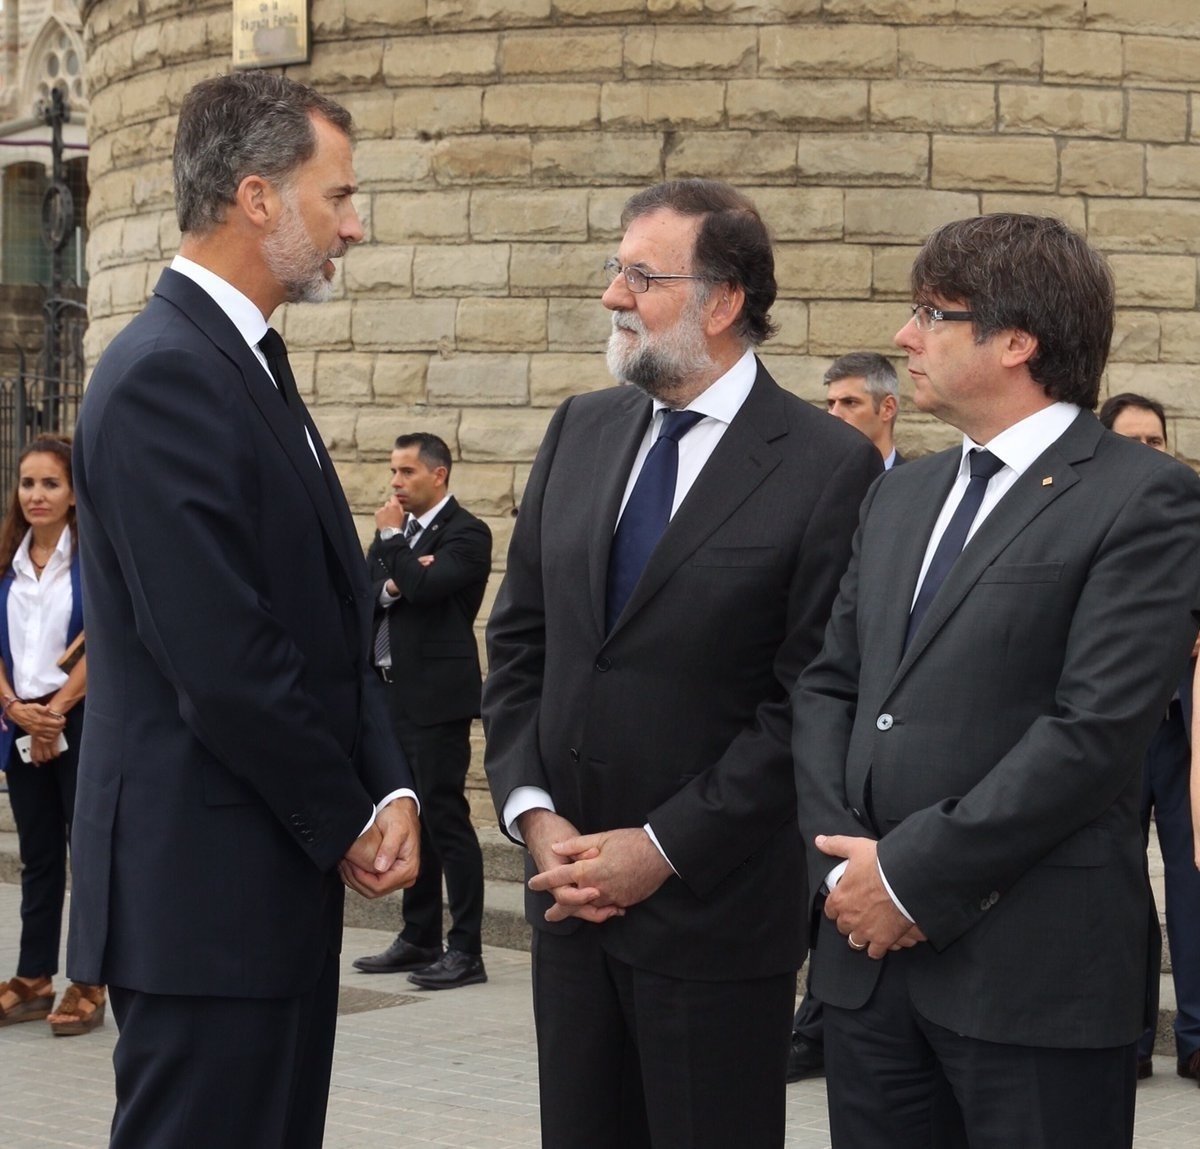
[
  {"xmin": 173, "ymin": 72, "xmax": 354, "ymax": 236},
  {"xmin": 823, "ymin": 351, "xmax": 899, "ymax": 410}
]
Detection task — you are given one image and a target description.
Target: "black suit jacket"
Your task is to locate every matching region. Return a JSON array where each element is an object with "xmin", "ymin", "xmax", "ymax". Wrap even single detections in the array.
[
  {"xmin": 68, "ymin": 268, "xmax": 413, "ymax": 998},
  {"xmin": 483, "ymin": 361, "xmax": 882, "ymax": 981},
  {"xmin": 368, "ymin": 496, "xmax": 492, "ymax": 725},
  {"xmin": 793, "ymin": 411, "xmax": 1200, "ymax": 1047}
]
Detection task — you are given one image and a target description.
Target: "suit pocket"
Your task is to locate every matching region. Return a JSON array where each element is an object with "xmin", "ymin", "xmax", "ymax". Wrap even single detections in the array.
[
  {"xmin": 691, "ymin": 545, "xmax": 776, "ymax": 568},
  {"xmin": 977, "ymin": 561, "xmax": 1064, "ymax": 585}
]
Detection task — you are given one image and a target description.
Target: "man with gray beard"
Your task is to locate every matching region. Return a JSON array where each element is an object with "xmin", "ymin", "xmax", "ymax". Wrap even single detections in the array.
[{"xmin": 482, "ymin": 179, "xmax": 881, "ymax": 1149}]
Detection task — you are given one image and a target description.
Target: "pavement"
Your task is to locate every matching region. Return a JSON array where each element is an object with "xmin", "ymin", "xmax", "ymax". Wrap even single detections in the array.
[{"xmin": 3, "ymin": 882, "xmax": 1200, "ymax": 1148}]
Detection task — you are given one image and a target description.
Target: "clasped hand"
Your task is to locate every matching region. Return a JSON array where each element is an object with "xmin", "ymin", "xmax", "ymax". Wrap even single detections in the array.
[
  {"xmin": 8, "ymin": 701, "xmax": 66, "ymax": 764},
  {"xmin": 339, "ymin": 797, "xmax": 420, "ymax": 898}
]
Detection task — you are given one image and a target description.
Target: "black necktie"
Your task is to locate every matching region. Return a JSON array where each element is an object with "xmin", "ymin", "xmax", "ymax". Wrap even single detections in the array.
[
  {"xmin": 259, "ymin": 328, "xmax": 303, "ymax": 412},
  {"xmin": 904, "ymin": 449, "xmax": 1005, "ymax": 650},
  {"xmin": 606, "ymin": 408, "xmax": 705, "ymax": 632}
]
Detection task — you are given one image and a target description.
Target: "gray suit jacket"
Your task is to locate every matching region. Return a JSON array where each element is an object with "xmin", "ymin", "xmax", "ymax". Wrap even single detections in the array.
[
  {"xmin": 484, "ymin": 361, "xmax": 881, "ymax": 981},
  {"xmin": 794, "ymin": 410, "xmax": 1200, "ymax": 1048}
]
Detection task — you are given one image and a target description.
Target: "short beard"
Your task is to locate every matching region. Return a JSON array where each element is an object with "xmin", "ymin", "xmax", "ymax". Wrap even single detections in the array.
[
  {"xmin": 263, "ymin": 191, "xmax": 340, "ymax": 305},
  {"xmin": 605, "ymin": 289, "xmax": 714, "ymax": 403}
]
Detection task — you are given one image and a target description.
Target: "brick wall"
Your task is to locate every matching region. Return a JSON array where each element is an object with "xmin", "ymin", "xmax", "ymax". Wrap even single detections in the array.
[{"xmin": 80, "ymin": 0, "xmax": 1200, "ymax": 820}]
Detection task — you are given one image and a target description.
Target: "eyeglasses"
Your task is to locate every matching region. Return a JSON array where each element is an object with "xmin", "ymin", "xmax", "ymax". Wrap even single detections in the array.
[
  {"xmin": 910, "ymin": 304, "xmax": 974, "ymax": 331},
  {"xmin": 604, "ymin": 257, "xmax": 703, "ymax": 294}
]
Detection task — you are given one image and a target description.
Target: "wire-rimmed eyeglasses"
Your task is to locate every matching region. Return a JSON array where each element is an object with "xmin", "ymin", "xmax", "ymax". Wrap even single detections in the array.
[
  {"xmin": 604, "ymin": 257, "xmax": 703, "ymax": 294},
  {"xmin": 911, "ymin": 303, "xmax": 974, "ymax": 331}
]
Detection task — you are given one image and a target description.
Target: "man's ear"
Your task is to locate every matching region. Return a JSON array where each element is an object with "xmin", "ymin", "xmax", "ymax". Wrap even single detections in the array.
[
  {"xmin": 1001, "ymin": 328, "xmax": 1038, "ymax": 369},
  {"xmin": 234, "ymin": 174, "xmax": 278, "ymax": 230},
  {"xmin": 705, "ymin": 283, "xmax": 746, "ymax": 339},
  {"xmin": 879, "ymin": 393, "xmax": 899, "ymax": 425}
]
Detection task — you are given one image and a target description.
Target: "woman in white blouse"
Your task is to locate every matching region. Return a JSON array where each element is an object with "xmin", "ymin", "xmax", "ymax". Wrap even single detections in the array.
[{"xmin": 0, "ymin": 435, "xmax": 103, "ymax": 1035}]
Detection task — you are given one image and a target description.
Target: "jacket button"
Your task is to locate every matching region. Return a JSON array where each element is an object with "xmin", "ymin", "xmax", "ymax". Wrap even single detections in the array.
[
  {"xmin": 876, "ymin": 713, "xmax": 894, "ymax": 731},
  {"xmin": 595, "ymin": 657, "xmax": 611, "ymax": 672},
  {"xmin": 569, "ymin": 748, "xmax": 580, "ymax": 762}
]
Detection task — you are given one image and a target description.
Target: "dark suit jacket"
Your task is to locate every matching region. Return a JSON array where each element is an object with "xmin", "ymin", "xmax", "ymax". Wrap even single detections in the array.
[
  {"xmin": 368, "ymin": 495, "xmax": 492, "ymax": 725},
  {"xmin": 68, "ymin": 268, "xmax": 413, "ymax": 998},
  {"xmin": 793, "ymin": 410, "xmax": 1200, "ymax": 1047},
  {"xmin": 483, "ymin": 361, "xmax": 882, "ymax": 982}
]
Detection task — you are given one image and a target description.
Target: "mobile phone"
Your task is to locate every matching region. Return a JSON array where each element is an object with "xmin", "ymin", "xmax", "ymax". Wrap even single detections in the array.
[{"xmin": 15, "ymin": 732, "xmax": 68, "ymax": 763}]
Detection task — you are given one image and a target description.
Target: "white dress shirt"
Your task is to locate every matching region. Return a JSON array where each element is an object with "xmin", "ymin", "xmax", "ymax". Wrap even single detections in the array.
[
  {"xmin": 503, "ymin": 349, "xmax": 760, "ymax": 862},
  {"xmin": 8, "ymin": 528, "xmax": 73, "ymax": 699},
  {"xmin": 376, "ymin": 493, "xmax": 453, "ymax": 655}
]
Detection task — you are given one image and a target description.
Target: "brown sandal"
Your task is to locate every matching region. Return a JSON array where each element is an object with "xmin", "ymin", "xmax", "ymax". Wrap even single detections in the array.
[
  {"xmin": 48, "ymin": 982, "xmax": 106, "ymax": 1037},
  {"xmin": 0, "ymin": 975, "xmax": 54, "ymax": 1026}
]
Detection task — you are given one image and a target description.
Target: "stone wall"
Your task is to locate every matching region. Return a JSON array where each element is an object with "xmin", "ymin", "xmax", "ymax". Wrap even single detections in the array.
[{"xmin": 81, "ymin": 0, "xmax": 1200, "ymax": 820}]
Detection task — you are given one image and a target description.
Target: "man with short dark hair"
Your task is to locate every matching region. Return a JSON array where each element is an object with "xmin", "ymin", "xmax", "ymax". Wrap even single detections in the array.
[
  {"xmin": 354, "ymin": 433, "xmax": 492, "ymax": 990},
  {"xmin": 824, "ymin": 351, "xmax": 903, "ymax": 469},
  {"xmin": 69, "ymin": 72, "xmax": 419, "ymax": 1149},
  {"xmin": 483, "ymin": 179, "xmax": 880, "ymax": 1148},
  {"xmin": 794, "ymin": 214, "xmax": 1200, "ymax": 1147}
]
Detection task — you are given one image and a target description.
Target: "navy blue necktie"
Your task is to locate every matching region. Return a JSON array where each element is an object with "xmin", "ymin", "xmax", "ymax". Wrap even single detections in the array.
[
  {"xmin": 606, "ymin": 408, "xmax": 705, "ymax": 632},
  {"xmin": 259, "ymin": 328, "xmax": 303, "ymax": 412},
  {"xmin": 904, "ymin": 449, "xmax": 1005, "ymax": 650}
]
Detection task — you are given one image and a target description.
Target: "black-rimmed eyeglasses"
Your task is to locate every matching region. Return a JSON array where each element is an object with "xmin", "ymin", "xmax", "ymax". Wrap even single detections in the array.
[
  {"xmin": 604, "ymin": 257, "xmax": 703, "ymax": 294},
  {"xmin": 911, "ymin": 304, "xmax": 974, "ymax": 331}
]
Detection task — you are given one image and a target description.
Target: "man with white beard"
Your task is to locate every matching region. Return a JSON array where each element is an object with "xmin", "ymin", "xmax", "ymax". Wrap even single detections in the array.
[{"xmin": 482, "ymin": 179, "xmax": 881, "ymax": 1149}]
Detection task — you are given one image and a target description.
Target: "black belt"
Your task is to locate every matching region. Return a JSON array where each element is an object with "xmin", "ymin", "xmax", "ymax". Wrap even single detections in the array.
[{"xmin": 375, "ymin": 666, "xmax": 396, "ymax": 685}]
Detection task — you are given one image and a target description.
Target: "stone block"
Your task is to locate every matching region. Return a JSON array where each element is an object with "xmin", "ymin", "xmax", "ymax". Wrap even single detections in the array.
[
  {"xmin": 1092, "ymin": 0, "xmax": 1200, "ymax": 38},
  {"xmin": 450, "ymin": 464, "xmax": 519, "ymax": 518},
  {"xmin": 898, "ymin": 28, "xmax": 1041, "ymax": 80},
  {"xmin": 132, "ymin": 160, "xmax": 176, "ymax": 212},
  {"xmin": 393, "ymin": 87, "xmax": 483, "ymax": 137},
  {"xmin": 121, "ymin": 213, "xmax": 163, "ymax": 261},
  {"xmin": 602, "ymin": 81, "xmax": 726, "ymax": 130},
  {"xmin": 510, "ymin": 242, "xmax": 612, "ymax": 294},
  {"xmin": 315, "ymin": 353, "xmax": 374, "ymax": 402},
  {"xmin": 428, "ymin": 0, "xmax": 552, "ymax": 25},
  {"xmin": 1108, "ymin": 311, "xmax": 1162, "ymax": 363},
  {"xmin": 530, "ymin": 353, "xmax": 614, "ymax": 405},
  {"xmin": 1042, "ymin": 31, "xmax": 1124, "ymax": 82},
  {"xmin": 1159, "ymin": 313, "xmax": 1200, "ymax": 363},
  {"xmin": 1088, "ymin": 199, "xmax": 1200, "ymax": 255},
  {"xmin": 775, "ymin": 244, "xmax": 873, "ymax": 299},
  {"xmin": 1105, "ymin": 364, "xmax": 1200, "ymax": 414},
  {"xmin": 1059, "ymin": 141, "xmax": 1145, "ymax": 196},
  {"xmin": 872, "ymin": 246, "xmax": 924, "ymax": 297},
  {"xmin": 1107, "ymin": 254, "xmax": 1197, "ymax": 309},
  {"xmin": 433, "ymin": 136, "xmax": 532, "ymax": 184},
  {"xmin": 413, "ymin": 244, "xmax": 511, "ymax": 295},
  {"xmin": 726, "ymin": 80, "xmax": 869, "ymax": 130},
  {"xmin": 357, "ymin": 407, "xmax": 461, "ymax": 456},
  {"xmin": 346, "ymin": 0, "xmax": 426, "ymax": 30},
  {"xmin": 310, "ymin": 407, "xmax": 359, "ymax": 456},
  {"xmin": 298, "ymin": 40, "xmax": 383, "ymax": 87},
  {"xmin": 548, "ymin": 298, "xmax": 613, "ymax": 351},
  {"xmin": 892, "ymin": 417, "xmax": 960, "ymax": 458},
  {"xmin": 372, "ymin": 355, "xmax": 429, "ymax": 402},
  {"xmin": 500, "ymin": 30, "xmax": 624, "ymax": 78},
  {"xmin": 667, "ymin": 132, "xmax": 797, "ymax": 182},
  {"xmin": 820, "ymin": 0, "xmax": 953, "ymax": 17},
  {"xmin": 1148, "ymin": 146, "xmax": 1200, "ymax": 197},
  {"xmin": 798, "ymin": 133, "xmax": 929, "ymax": 186},
  {"xmin": 845, "ymin": 188, "xmax": 979, "ymax": 244},
  {"xmin": 457, "ymin": 298, "xmax": 549, "ymax": 350},
  {"xmin": 354, "ymin": 139, "xmax": 435, "ymax": 186},
  {"xmin": 340, "ymin": 91, "xmax": 395, "ymax": 138},
  {"xmin": 999, "ymin": 85, "xmax": 1123, "ymax": 138},
  {"xmin": 759, "ymin": 24, "xmax": 896, "ymax": 77},
  {"xmin": 280, "ymin": 302, "xmax": 354, "ymax": 350},
  {"xmin": 768, "ymin": 300, "xmax": 810, "ymax": 352},
  {"xmin": 533, "ymin": 133, "xmax": 663, "ymax": 184},
  {"xmin": 588, "ymin": 188, "xmax": 644, "ymax": 239},
  {"xmin": 768, "ymin": 355, "xmax": 837, "ymax": 404},
  {"xmin": 382, "ymin": 33, "xmax": 498, "ymax": 85},
  {"xmin": 870, "ymin": 81, "xmax": 996, "ymax": 132},
  {"xmin": 471, "ymin": 190, "xmax": 589, "ymax": 241},
  {"xmin": 1126, "ymin": 90, "xmax": 1189, "ymax": 144},
  {"xmin": 933, "ymin": 136, "xmax": 1058, "ymax": 191},
  {"xmin": 1124, "ymin": 37, "xmax": 1200, "ymax": 86},
  {"xmin": 342, "ymin": 246, "xmax": 415, "ymax": 294},
  {"xmin": 555, "ymin": 0, "xmax": 643, "ymax": 14},
  {"xmin": 624, "ymin": 27, "xmax": 758, "ymax": 77},
  {"xmin": 460, "ymin": 408, "xmax": 556, "ymax": 461},
  {"xmin": 809, "ymin": 302, "xmax": 907, "ymax": 356},
  {"xmin": 977, "ymin": 194, "xmax": 1088, "ymax": 234},
  {"xmin": 374, "ymin": 193, "xmax": 470, "ymax": 244},
  {"xmin": 951, "ymin": 0, "xmax": 1088, "ymax": 22},
  {"xmin": 354, "ymin": 299, "xmax": 458, "ymax": 350},
  {"xmin": 750, "ymin": 189, "xmax": 844, "ymax": 242},
  {"xmin": 484, "ymin": 83, "xmax": 600, "ymax": 131},
  {"xmin": 104, "ymin": 261, "xmax": 150, "ymax": 311},
  {"xmin": 427, "ymin": 354, "xmax": 530, "ymax": 406}
]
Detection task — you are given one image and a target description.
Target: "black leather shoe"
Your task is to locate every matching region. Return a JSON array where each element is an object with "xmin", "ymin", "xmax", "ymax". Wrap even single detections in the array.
[
  {"xmin": 1179, "ymin": 1050, "xmax": 1200, "ymax": 1080},
  {"xmin": 1137, "ymin": 1056, "xmax": 1153, "ymax": 1081},
  {"xmin": 786, "ymin": 1033, "xmax": 825, "ymax": 1082},
  {"xmin": 407, "ymin": 949, "xmax": 487, "ymax": 990},
  {"xmin": 352, "ymin": 937, "xmax": 441, "ymax": 974}
]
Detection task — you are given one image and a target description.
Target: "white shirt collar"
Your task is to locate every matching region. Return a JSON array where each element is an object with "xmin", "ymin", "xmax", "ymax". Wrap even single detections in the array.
[
  {"xmin": 413, "ymin": 493, "xmax": 452, "ymax": 531},
  {"xmin": 649, "ymin": 347, "xmax": 757, "ymax": 427},
  {"xmin": 883, "ymin": 447, "xmax": 898, "ymax": 470},
  {"xmin": 13, "ymin": 526, "xmax": 71, "ymax": 578},
  {"xmin": 960, "ymin": 402, "xmax": 1081, "ymax": 479},
  {"xmin": 171, "ymin": 255, "xmax": 269, "ymax": 351}
]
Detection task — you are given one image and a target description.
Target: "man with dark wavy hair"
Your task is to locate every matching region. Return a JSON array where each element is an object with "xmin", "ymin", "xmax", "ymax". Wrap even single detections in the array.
[
  {"xmin": 483, "ymin": 179, "xmax": 881, "ymax": 1148},
  {"xmin": 794, "ymin": 214, "xmax": 1200, "ymax": 1147}
]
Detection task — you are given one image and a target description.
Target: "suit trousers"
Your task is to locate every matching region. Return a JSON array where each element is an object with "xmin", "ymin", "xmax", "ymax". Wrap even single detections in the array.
[
  {"xmin": 107, "ymin": 948, "xmax": 340, "ymax": 1149},
  {"xmin": 389, "ymin": 711, "xmax": 484, "ymax": 954},
  {"xmin": 5, "ymin": 706, "xmax": 83, "ymax": 978},
  {"xmin": 532, "ymin": 927, "xmax": 795, "ymax": 1149},
  {"xmin": 823, "ymin": 949, "xmax": 1137, "ymax": 1149},
  {"xmin": 1138, "ymin": 701, "xmax": 1200, "ymax": 1060}
]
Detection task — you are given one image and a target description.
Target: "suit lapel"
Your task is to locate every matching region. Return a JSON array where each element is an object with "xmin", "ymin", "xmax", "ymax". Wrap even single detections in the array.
[
  {"xmin": 413, "ymin": 497, "xmax": 458, "ymax": 556},
  {"xmin": 154, "ymin": 270, "xmax": 361, "ymax": 594}
]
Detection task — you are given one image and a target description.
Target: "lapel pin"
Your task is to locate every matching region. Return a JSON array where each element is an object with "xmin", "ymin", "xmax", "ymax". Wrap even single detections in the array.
[{"xmin": 1041, "ymin": 476, "xmax": 1053, "ymax": 487}]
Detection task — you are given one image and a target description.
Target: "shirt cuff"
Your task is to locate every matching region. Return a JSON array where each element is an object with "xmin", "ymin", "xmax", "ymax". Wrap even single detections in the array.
[
  {"xmin": 876, "ymin": 858, "xmax": 914, "ymax": 923},
  {"xmin": 643, "ymin": 823, "xmax": 678, "ymax": 875},
  {"xmin": 360, "ymin": 787, "xmax": 419, "ymax": 837},
  {"xmin": 502, "ymin": 786, "xmax": 555, "ymax": 842},
  {"xmin": 378, "ymin": 585, "xmax": 401, "ymax": 606}
]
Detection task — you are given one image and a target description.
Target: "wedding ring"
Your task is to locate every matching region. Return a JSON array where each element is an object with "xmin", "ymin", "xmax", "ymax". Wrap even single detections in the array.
[{"xmin": 847, "ymin": 933, "xmax": 868, "ymax": 951}]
